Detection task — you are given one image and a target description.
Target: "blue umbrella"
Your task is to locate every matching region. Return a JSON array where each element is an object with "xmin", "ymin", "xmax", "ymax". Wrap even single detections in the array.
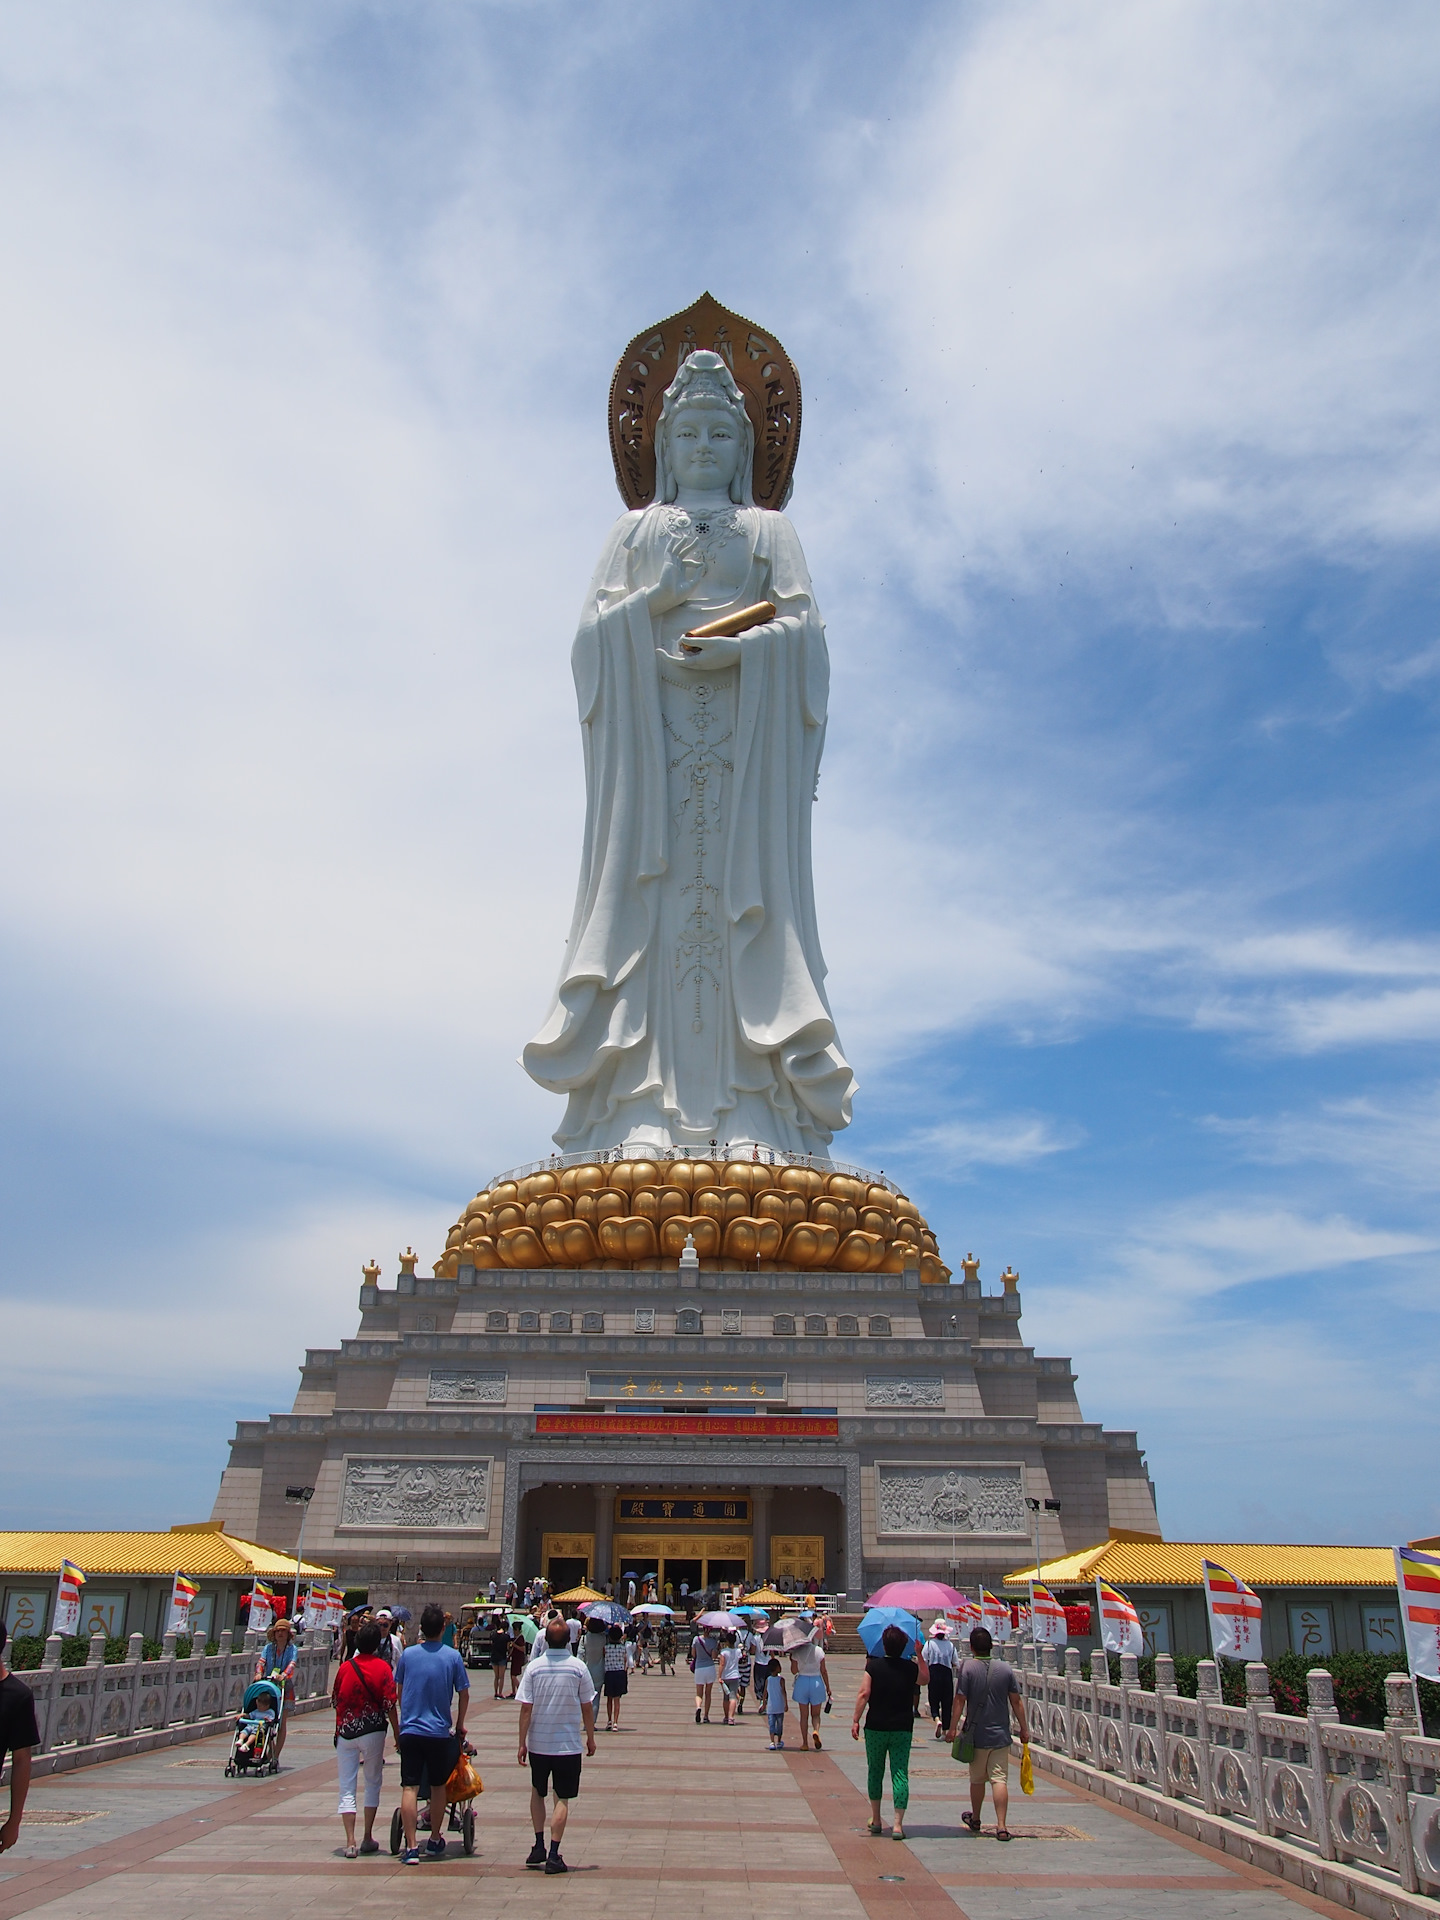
[
  {"xmin": 857, "ymin": 1606, "xmax": 923, "ymax": 1656},
  {"xmin": 581, "ymin": 1600, "xmax": 631, "ymax": 1626}
]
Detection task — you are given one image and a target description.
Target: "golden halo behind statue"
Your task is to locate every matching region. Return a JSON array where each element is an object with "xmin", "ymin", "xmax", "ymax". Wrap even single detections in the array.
[{"xmin": 608, "ymin": 292, "xmax": 802, "ymax": 513}]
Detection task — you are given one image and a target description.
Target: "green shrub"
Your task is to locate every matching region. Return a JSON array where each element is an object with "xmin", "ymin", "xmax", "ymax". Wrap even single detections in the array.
[{"xmin": 8, "ymin": 1632, "xmax": 222, "ymax": 1670}]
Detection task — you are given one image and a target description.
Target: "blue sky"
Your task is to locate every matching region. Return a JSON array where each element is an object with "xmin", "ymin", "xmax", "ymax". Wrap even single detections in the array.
[{"xmin": 1, "ymin": 0, "xmax": 1437, "ymax": 1545}]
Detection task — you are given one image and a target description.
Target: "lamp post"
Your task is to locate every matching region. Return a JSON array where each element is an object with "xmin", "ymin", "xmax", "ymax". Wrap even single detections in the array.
[
  {"xmin": 1025, "ymin": 1497, "xmax": 1062, "ymax": 1644},
  {"xmin": 285, "ymin": 1485, "xmax": 315, "ymax": 1627}
]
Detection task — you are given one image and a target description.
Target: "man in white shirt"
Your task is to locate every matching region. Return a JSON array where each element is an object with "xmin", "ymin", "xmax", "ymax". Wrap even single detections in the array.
[{"xmin": 516, "ymin": 1617, "xmax": 597, "ymax": 1875}]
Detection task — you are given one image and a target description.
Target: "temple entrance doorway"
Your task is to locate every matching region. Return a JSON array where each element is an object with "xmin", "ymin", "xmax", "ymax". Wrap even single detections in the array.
[
  {"xmin": 663, "ymin": 1557, "xmax": 702, "ymax": 1599},
  {"xmin": 547, "ymin": 1556, "xmax": 588, "ymax": 1591},
  {"xmin": 611, "ymin": 1533, "xmax": 751, "ymax": 1593}
]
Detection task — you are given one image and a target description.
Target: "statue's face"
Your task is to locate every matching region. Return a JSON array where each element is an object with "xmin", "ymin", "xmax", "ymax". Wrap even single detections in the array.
[{"xmin": 665, "ymin": 403, "xmax": 742, "ymax": 494}]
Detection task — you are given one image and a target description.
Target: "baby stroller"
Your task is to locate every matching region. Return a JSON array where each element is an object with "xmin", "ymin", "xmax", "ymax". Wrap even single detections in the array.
[
  {"xmin": 388, "ymin": 1741, "xmax": 479, "ymax": 1856},
  {"xmin": 225, "ymin": 1679, "xmax": 284, "ymax": 1776}
]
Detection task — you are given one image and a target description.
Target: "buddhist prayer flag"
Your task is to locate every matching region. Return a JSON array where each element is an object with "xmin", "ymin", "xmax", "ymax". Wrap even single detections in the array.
[
  {"xmin": 981, "ymin": 1589, "xmax": 1011, "ymax": 1638},
  {"xmin": 166, "ymin": 1572, "xmax": 201, "ymax": 1635},
  {"xmin": 1030, "ymin": 1583, "xmax": 1069, "ymax": 1646},
  {"xmin": 1095, "ymin": 1579, "xmax": 1144, "ymax": 1657},
  {"xmin": 247, "ymin": 1580, "xmax": 276, "ymax": 1636},
  {"xmin": 1395, "ymin": 1546, "xmax": 1440, "ymax": 1682},
  {"xmin": 1202, "ymin": 1559, "xmax": 1263, "ymax": 1661},
  {"xmin": 54, "ymin": 1559, "xmax": 86, "ymax": 1637}
]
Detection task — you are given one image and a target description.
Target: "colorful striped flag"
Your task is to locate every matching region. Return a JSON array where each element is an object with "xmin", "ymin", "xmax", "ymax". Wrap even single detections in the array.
[
  {"xmin": 1202, "ymin": 1559, "xmax": 1264, "ymax": 1661},
  {"xmin": 1096, "ymin": 1579, "xmax": 1144, "ymax": 1657},
  {"xmin": 980, "ymin": 1588, "xmax": 1011, "ymax": 1638},
  {"xmin": 247, "ymin": 1580, "xmax": 276, "ymax": 1636},
  {"xmin": 165, "ymin": 1571, "xmax": 201, "ymax": 1633},
  {"xmin": 54, "ymin": 1559, "xmax": 87, "ymax": 1636},
  {"xmin": 1030, "ymin": 1582, "xmax": 1069, "ymax": 1646},
  {"xmin": 1395, "ymin": 1546, "xmax": 1440, "ymax": 1682}
]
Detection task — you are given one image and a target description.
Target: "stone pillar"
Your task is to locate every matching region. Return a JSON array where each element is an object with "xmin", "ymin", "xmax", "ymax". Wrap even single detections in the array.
[
  {"xmin": 594, "ymin": 1483, "xmax": 617, "ymax": 1589},
  {"xmin": 751, "ymin": 1487, "xmax": 772, "ymax": 1584}
]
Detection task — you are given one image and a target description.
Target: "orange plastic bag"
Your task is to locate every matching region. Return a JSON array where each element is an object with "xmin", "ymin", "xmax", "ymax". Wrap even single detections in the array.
[
  {"xmin": 1019, "ymin": 1743, "xmax": 1034, "ymax": 1795},
  {"xmin": 446, "ymin": 1752, "xmax": 483, "ymax": 1802}
]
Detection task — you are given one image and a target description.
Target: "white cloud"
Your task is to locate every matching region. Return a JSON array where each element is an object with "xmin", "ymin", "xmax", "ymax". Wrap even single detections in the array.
[
  {"xmin": 893, "ymin": 1112, "xmax": 1084, "ymax": 1173},
  {"xmin": 842, "ymin": 0, "xmax": 1440, "ymax": 598}
]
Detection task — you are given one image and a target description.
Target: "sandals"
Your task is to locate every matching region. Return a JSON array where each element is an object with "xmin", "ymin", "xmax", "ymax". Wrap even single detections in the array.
[
  {"xmin": 891, "ymin": 1829, "xmax": 905, "ymax": 1842},
  {"xmin": 995, "ymin": 1828, "xmax": 1012, "ymax": 1843},
  {"xmin": 962, "ymin": 1812, "xmax": 982, "ymax": 1833},
  {"xmin": 867, "ymin": 1820, "xmax": 883, "ymax": 1836},
  {"xmin": 343, "ymin": 1844, "xmax": 358, "ymax": 1859}
]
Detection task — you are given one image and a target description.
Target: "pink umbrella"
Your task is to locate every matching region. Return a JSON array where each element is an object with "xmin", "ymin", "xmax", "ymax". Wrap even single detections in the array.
[{"xmin": 866, "ymin": 1580, "xmax": 968, "ymax": 1611}]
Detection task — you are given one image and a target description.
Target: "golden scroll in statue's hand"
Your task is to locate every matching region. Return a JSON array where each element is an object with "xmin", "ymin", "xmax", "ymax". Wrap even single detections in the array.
[{"xmin": 679, "ymin": 601, "xmax": 777, "ymax": 651}]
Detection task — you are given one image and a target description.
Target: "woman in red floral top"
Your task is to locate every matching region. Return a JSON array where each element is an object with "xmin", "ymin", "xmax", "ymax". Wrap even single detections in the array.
[{"xmin": 333, "ymin": 1619, "xmax": 400, "ymax": 1857}]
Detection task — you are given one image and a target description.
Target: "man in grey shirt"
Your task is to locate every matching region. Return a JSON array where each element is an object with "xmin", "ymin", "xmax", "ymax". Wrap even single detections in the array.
[{"xmin": 947, "ymin": 1627, "xmax": 1029, "ymax": 1841}]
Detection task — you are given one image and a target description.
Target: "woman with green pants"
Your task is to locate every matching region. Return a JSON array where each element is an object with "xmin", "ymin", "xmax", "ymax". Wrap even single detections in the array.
[{"xmin": 851, "ymin": 1624, "xmax": 929, "ymax": 1840}]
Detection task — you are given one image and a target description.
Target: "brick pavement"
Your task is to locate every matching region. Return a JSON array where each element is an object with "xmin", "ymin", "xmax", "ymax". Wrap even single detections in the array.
[{"xmin": 0, "ymin": 1652, "xmax": 1355, "ymax": 1920}]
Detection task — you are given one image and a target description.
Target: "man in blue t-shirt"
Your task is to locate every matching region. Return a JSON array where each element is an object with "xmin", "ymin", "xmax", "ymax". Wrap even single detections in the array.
[{"xmin": 395, "ymin": 1603, "xmax": 470, "ymax": 1863}]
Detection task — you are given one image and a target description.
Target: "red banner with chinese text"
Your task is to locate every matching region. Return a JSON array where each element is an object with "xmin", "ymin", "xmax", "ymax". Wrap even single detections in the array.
[{"xmin": 534, "ymin": 1412, "xmax": 838, "ymax": 1438}]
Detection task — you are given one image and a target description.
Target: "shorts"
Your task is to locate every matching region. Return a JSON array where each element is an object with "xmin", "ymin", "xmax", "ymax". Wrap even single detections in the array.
[
  {"xmin": 722, "ymin": 1678, "xmax": 741, "ymax": 1699},
  {"xmin": 397, "ymin": 1732, "xmax": 460, "ymax": 1791},
  {"xmin": 793, "ymin": 1674, "xmax": 826, "ymax": 1706},
  {"xmin": 603, "ymin": 1672, "xmax": 628, "ymax": 1697},
  {"xmin": 693, "ymin": 1666, "xmax": 717, "ymax": 1685},
  {"xmin": 529, "ymin": 1752, "xmax": 582, "ymax": 1801},
  {"xmin": 968, "ymin": 1744, "xmax": 1011, "ymax": 1786}
]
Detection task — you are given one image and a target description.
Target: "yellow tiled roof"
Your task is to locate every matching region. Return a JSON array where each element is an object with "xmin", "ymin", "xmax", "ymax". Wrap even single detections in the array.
[
  {"xmin": 1004, "ymin": 1538, "xmax": 1397, "ymax": 1590},
  {"xmin": 0, "ymin": 1531, "xmax": 332, "ymax": 1579}
]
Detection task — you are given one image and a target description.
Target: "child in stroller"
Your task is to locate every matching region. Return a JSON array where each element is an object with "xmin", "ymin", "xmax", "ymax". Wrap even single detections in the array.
[
  {"xmin": 226, "ymin": 1679, "xmax": 284, "ymax": 1776},
  {"xmin": 388, "ymin": 1740, "xmax": 480, "ymax": 1856}
]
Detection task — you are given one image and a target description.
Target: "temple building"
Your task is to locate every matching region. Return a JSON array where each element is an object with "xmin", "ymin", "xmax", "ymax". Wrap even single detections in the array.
[{"xmin": 210, "ymin": 1152, "xmax": 1158, "ymax": 1611}]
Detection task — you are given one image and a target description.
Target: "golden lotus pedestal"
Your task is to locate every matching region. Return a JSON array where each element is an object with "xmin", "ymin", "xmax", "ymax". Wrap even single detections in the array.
[{"xmin": 435, "ymin": 1153, "xmax": 950, "ymax": 1283}]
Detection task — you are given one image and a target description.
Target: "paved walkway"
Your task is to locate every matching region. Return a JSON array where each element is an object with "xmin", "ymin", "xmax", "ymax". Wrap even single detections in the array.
[{"xmin": 0, "ymin": 1653, "xmax": 1352, "ymax": 1920}]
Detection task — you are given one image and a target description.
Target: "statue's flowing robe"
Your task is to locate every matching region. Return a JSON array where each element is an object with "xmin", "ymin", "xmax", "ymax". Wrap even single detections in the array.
[{"xmin": 522, "ymin": 503, "xmax": 856, "ymax": 1154}]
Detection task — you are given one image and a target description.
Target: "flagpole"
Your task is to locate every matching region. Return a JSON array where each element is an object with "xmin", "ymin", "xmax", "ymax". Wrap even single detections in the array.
[{"xmin": 1094, "ymin": 1577, "xmax": 1105, "ymax": 1679}]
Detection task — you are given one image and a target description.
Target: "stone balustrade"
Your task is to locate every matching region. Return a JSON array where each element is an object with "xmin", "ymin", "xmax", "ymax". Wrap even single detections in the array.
[
  {"xmin": 4, "ymin": 1628, "xmax": 331, "ymax": 1777},
  {"xmin": 1008, "ymin": 1640, "xmax": 1440, "ymax": 1905}
]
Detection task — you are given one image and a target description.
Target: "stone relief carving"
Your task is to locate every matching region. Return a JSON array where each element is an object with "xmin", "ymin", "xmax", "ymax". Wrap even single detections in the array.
[
  {"xmin": 865, "ymin": 1376, "xmax": 943, "ymax": 1409},
  {"xmin": 427, "ymin": 1370, "xmax": 507, "ymax": 1404},
  {"xmin": 876, "ymin": 1464, "xmax": 1025, "ymax": 1535},
  {"xmin": 340, "ymin": 1456, "xmax": 491, "ymax": 1531}
]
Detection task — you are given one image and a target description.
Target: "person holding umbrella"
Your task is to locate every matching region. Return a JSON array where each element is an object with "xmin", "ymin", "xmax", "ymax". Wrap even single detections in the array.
[
  {"xmin": 788, "ymin": 1621, "xmax": 832, "ymax": 1750},
  {"xmin": 851, "ymin": 1619, "xmax": 927, "ymax": 1840}
]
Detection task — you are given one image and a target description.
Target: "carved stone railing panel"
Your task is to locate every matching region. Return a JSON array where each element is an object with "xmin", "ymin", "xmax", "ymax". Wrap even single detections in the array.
[
  {"xmin": 1014, "ymin": 1660, "xmax": 1440, "ymax": 1902},
  {"xmin": 9, "ymin": 1635, "xmax": 332, "ymax": 1764}
]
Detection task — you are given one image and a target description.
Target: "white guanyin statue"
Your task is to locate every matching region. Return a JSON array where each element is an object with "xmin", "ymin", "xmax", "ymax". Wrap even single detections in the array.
[{"xmin": 523, "ymin": 311, "xmax": 857, "ymax": 1159}]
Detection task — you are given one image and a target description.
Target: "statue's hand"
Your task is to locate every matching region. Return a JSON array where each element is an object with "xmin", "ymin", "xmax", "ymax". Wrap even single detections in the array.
[
  {"xmin": 647, "ymin": 552, "xmax": 705, "ymax": 616},
  {"xmin": 660, "ymin": 633, "xmax": 742, "ymax": 672}
]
